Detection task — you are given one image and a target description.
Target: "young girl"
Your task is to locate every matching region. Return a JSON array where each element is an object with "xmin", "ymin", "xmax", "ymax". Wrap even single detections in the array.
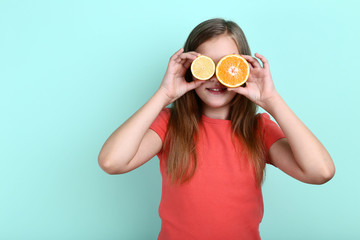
[{"xmin": 98, "ymin": 18, "xmax": 335, "ymax": 240}]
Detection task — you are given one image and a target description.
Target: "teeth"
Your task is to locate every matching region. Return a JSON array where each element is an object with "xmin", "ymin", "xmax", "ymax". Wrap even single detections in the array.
[{"xmin": 209, "ymin": 88, "xmax": 225, "ymax": 91}]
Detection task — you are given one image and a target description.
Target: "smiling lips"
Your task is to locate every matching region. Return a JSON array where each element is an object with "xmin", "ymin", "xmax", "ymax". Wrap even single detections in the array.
[{"xmin": 206, "ymin": 87, "xmax": 228, "ymax": 94}]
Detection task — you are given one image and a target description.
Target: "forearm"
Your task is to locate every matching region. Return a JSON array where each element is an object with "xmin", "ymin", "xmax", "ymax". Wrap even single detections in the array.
[
  {"xmin": 98, "ymin": 89, "xmax": 170, "ymax": 167},
  {"xmin": 265, "ymin": 93, "xmax": 335, "ymax": 179}
]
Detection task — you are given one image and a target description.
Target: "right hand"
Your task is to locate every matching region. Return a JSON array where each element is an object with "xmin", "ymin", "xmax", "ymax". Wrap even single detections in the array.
[{"xmin": 158, "ymin": 48, "xmax": 205, "ymax": 103}]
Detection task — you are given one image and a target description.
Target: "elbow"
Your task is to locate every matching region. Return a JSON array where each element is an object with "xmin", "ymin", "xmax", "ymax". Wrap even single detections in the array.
[
  {"xmin": 98, "ymin": 156, "xmax": 120, "ymax": 175},
  {"xmin": 315, "ymin": 163, "xmax": 336, "ymax": 185},
  {"xmin": 304, "ymin": 159, "xmax": 335, "ymax": 185},
  {"xmin": 322, "ymin": 156, "xmax": 336, "ymax": 183},
  {"xmin": 321, "ymin": 165, "xmax": 336, "ymax": 184}
]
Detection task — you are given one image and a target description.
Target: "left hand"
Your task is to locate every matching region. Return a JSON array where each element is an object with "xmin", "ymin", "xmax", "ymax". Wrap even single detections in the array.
[{"xmin": 228, "ymin": 53, "xmax": 279, "ymax": 110}]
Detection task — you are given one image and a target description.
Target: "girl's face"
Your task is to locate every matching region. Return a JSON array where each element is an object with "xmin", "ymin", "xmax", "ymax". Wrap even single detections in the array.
[{"xmin": 193, "ymin": 34, "xmax": 239, "ymax": 120}]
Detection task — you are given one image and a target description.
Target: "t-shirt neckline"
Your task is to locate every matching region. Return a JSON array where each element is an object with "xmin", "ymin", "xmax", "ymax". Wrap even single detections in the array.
[{"xmin": 201, "ymin": 114, "xmax": 232, "ymax": 125}]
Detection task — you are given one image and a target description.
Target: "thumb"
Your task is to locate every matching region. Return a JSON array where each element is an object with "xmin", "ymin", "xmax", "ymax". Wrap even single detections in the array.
[
  {"xmin": 186, "ymin": 80, "xmax": 205, "ymax": 91},
  {"xmin": 228, "ymin": 86, "xmax": 248, "ymax": 98}
]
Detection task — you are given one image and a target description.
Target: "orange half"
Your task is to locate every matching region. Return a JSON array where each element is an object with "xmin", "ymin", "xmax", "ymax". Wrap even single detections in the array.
[{"xmin": 215, "ymin": 54, "xmax": 250, "ymax": 88}]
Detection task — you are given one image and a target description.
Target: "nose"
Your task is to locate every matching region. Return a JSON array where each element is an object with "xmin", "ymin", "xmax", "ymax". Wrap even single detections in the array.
[
  {"xmin": 208, "ymin": 75, "xmax": 219, "ymax": 83},
  {"xmin": 208, "ymin": 75, "xmax": 227, "ymax": 87}
]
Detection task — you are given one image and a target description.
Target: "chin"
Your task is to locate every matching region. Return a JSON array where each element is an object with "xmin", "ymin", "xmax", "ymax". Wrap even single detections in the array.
[{"xmin": 196, "ymin": 88, "xmax": 236, "ymax": 108}]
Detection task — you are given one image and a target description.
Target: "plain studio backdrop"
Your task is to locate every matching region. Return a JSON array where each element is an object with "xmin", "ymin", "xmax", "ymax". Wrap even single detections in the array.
[{"xmin": 0, "ymin": 0, "xmax": 359, "ymax": 239}]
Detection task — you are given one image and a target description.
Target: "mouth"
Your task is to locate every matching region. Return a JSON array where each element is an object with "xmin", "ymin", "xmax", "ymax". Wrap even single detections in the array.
[{"xmin": 206, "ymin": 87, "xmax": 228, "ymax": 94}]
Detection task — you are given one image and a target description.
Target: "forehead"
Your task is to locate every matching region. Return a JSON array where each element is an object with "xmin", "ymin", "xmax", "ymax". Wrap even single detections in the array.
[{"xmin": 195, "ymin": 34, "xmax": 240, "ymax": 64}]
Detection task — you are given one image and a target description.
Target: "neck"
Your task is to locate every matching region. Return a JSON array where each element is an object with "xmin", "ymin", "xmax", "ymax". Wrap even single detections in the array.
[{"xmin": 202, "ymin": 105, "xmax": 231, "ymax": 120}]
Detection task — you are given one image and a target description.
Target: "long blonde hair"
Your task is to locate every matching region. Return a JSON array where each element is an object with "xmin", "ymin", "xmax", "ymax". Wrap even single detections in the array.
[{"xmin": 163, "ymin": 18, "xmax": 266, "ymax": 188}]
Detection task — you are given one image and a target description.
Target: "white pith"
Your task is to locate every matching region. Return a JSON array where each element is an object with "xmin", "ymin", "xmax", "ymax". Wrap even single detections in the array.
[{"xmin": 228, "ymin": 66, "xmax": 239, "ymax": 76}]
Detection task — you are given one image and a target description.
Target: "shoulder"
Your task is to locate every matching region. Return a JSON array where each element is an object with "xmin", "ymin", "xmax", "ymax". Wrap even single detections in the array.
[
  {"xmin": 149, "ymin": 107, "xmax": 171, "ymax": 143},
  {"xmin": 156, "ymin": 107, "xmax": 171, "ymax": 123},
  {"xmin": 257, "ymin": 112, "xmax": 272, "ymax": 124},
  {"xmin": 256, "ymin": 112, "xmax": 286, "ymax": 150},
  {"xmin": 161, "ymin": 107, "xmax": 171, "ymax": 116},
  {"xmin": 256, "ymin": 112, "xmax": 279, "ymax": 130},
  {"xmin": 152, "ymin": 107, "xmax": 171, "ymax": 126}
]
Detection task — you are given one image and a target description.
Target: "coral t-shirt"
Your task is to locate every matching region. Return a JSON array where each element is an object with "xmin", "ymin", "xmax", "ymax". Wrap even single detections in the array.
[{"xmin": 150, "ymin": 108, "xmax": 285, "ymax": 240}]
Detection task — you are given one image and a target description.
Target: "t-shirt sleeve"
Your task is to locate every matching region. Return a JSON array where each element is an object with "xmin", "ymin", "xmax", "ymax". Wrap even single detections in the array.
[
  {"xmin": 149, "ymin": 108, "xmax": 171, "ymax": 144},
  {"xmin": 259, "ymin": 112, "xmax": 286, "ymax": 166}
]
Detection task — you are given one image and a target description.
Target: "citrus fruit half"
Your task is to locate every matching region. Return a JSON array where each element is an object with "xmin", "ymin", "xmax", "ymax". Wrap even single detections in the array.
[
  {"xmin": 190, "ymin": 55, "xmax": 215, "ymax": 80},
  {"xmin": 215, "ymin": 54, "xmax": 250, "ymax": 88}
]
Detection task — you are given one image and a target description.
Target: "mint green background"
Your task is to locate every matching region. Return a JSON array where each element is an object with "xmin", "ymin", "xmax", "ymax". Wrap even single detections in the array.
[{"xmin": 1, "ymin": 0, "xmax": 359, "ymax": 239}]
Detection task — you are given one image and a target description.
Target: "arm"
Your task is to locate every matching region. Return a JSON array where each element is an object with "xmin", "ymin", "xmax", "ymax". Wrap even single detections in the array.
[
  {"xmin": 98, "ymin": 48, "xmax": 204, "ymax": 174},
  {"xmin": 98, "ymin": 90, "xmax": 169, "ymax": 174},
  {"xmin": 230, "ymin": 53, "xmax": 335, "ymax": 184},
  {"xmin": 266, "ymin": 93, "xmax": 335, "ymax": 184}
]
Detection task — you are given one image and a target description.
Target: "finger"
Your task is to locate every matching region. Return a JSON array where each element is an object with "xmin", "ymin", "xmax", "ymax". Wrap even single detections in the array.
[
  {"xmin": 185, "ymin": 51, "xmax": 202, "ymax": 57},
  {"xmin": 170, "ymin": 48, "xmax": 184, "ymax": 61},
  {"xmin": 254, "ymin": 53, "xmax": 269, "ymax": 69},
  {"xmin": 241, "ymin": 55, "xmax": 261, "ymax": 68},
  {"xmin": 177, "ymin": 51, "xmax": 203, "ymax": 67},
  {"xmin": 182, "ymin": 55, "xmax": 200, "ymax": 69},
  {"xmin": 183, "ymin": 58, "xmax": 193, "ymax": 69},
  {"xmin": 227, "ymin": 85, "xmax": 248, "ymax": 97},
  {"xmin": 179, "ymin": 51, "xmax": 200, "ymax": 60},
  {"xmin": 186, "ymin": 79, "xmax": 206, "ymax": 91},
  {"xmin": 179, "ymin": 51, "xmax": 202, "ymax": 67},
  {"xmin": 241, "ymin": 56, "xmax": 253, "ymax": 69}
]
